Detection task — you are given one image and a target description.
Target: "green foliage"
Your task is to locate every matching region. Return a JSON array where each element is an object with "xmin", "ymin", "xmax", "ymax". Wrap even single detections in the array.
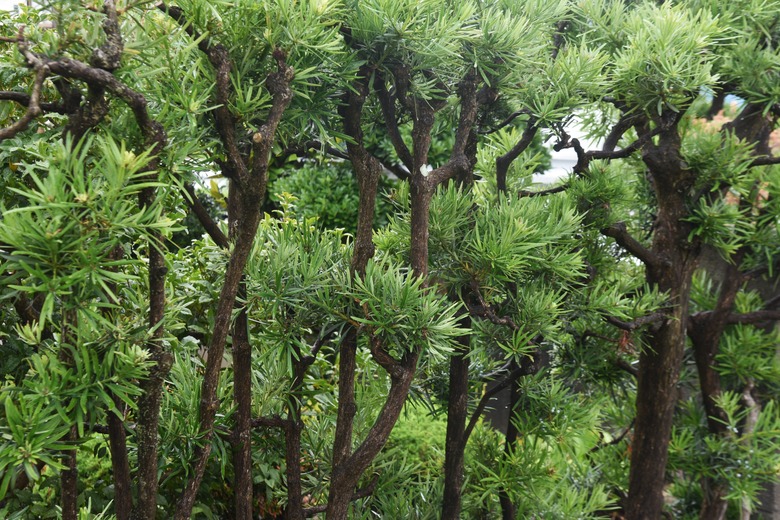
[
  {"xmin": 385, "ymin": 405, "xmax": 447, "ymax": 479},
  {"xmin": 1, "ymin": 0, "xmax": 779, "ymax": 518},
  {"xmin": 270, "ymin": 162, "xmax": 397, "ymax": 232}
]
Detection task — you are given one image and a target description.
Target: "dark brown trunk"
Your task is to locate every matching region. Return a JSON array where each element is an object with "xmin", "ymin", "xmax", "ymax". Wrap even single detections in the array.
[
  {"xmin": 689, "ymin": 252, "xmax": 743, "ymax": 519},
  {"xmin": 284, "ymin": 357, "xmax": 307, "ymax": 520},
  {"xmin": 626, "ymin": 127, "xmax": 699, "ymax": 519},
  {"xmin": 107, "ymin": 398, "xmax": 132, "ymax": 520},
  {"xmin": 174, "ymin": 51, "xmax": 292, "ymax": 519},
  {"xmin": 326, "ymin": 352, "xmax": 419, "ymax": 519},
  {"xmin": 132, "ymin": 234, "xmax": 170, "ymax": 520},
  {"xmin": 61, "ymin": 426, "xmax": 78, "ymax": 520},
  {"xmin": 232, "ymin": 301, "xmax": 253, "ymax": 520},
  {"xmin": 441, "ymin": 317, "xmax": 471, "ymax": 520},
  {"xmin": 175, "ymin": 208, "xmax": 262, "ymax": 520},
  {"xmin": 626, "ymin": 309, "xmax": 690, "ymax": 519},
  {"xmin": 498, "ymin": 366, "xmax": 520, "ymax": 520},
  {"xmin": 409, "ymin": 178, "xmax": 432, "ymax": 278},
  {"xmin": 332, "ymin": 329, "xmax": 358, "ymax": 469},
  {"xmin": 699, "ymin": 483, "xmax": 729, "ymax": 520}
]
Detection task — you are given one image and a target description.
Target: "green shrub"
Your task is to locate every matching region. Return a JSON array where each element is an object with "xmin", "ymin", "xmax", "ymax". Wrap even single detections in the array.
[{"xmin": 270, "ymin": 163, "xmax": 397, "ymax": 233}]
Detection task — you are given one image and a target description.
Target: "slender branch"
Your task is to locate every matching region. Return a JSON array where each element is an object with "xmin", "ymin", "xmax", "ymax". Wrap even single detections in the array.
[
  {"xmin": 480, "ymin": 359, "xmax": 512, "ymax": 381},
  {"xmin": 605, "ymin": 312, "xmax": 666, "ymax": 331},
  {"xmin": 748, "ymin": 155, "xmax": 780, "ymax": 167},
  {"xmin": 600, "ymin": 222, "xmax": 661, "ymax": 269},
  {"xmin": 726, "ymin": 309, "xmax": 780, "ymax": 325},
  {"xmin": 586, "ymin": 134, "xmax": 648, "ymax": 161},
  {"xmin": 614, "ymin": 358, "xmax": 638, "ymax": 378},
  {"xmin": 158, "ymin": 2, "xmax": 248, "ymax": 181},
  {"xmin": 300, "ymin": 324, "xmax": 341, "ymax": 366},
  {"xmin": 0, "ymin": 65, "xmax": 47, "ymax": 141},
  {"xmin": 462, "ymin": 364, "xmax": 526, "ymax": 447},
  {"xmin": 518, "ymin": 183, "xmax": 569, "ymax": 198},
  {"xmin": 465, "ymin": 282, "xmax": 521, "ymax": 331},
  {"xmin": 590, "ymin": 419, "xmax": 635, "ymax": 453},
  {"xmin": 478, "ymin": 109, "xmax": 531, "ymax": 135},
  {"xmin": 281, "ymin": 140, "xmax": 350, "ymax": 162},
  {"xmin": 181, "ymin": 183, "xmax": 229, "ymax": 248},
  {"xmin": 375, "ymin": 72, "xmax": 413, "ymax": 171},
  {"xmin": 0, "ymin": 91, "xmax": 65, "ymax": 114},
  {"xmin": 495, "ymin": 118, "xmax": 538, "ymax": 192}
]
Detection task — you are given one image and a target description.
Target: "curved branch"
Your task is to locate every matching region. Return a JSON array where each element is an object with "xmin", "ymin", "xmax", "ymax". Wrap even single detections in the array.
[
  {"xmin": 495, "ymin": 118, "xmax": 538, "ymax": 193},
  {"xmin": 726, "ymin": 309, "xmax": 780, "ymax": 325},
  {"xmin": 182, "ymin": 183, "xmax": 229, "ymax": 248},
  {"xmin": 605, "ymin": 312, "xmax": 666, "ymax": 331},
  {"xmin": 0, "ymin": 91, "xmax": 65, "ymax": 114},
  {"xmin": 158, "ymin": 2, "xmax": 248, "ymax": 181},
  {"xmin": 0, "ymin": 66, "xmax": 48, "ymax": 141},
  {"xmin": 518, "ymin": 183, "xmax": 569, "ymax": 198},
  {"xmin": 478, "ymin": 109, "xmax": 531, "ymax": 135},
  {"xmin": 601, "ymin": 222, "xmax": 661, "ymax": 269},
  {"xmin": 375, "ymin": 72, "xmax": 413, "ymax": 171}
]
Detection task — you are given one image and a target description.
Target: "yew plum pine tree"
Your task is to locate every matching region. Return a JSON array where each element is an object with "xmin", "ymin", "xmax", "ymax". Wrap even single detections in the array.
[{"xmin": 0, "ymin": 1, "xmax": 778, "ymax": 519}]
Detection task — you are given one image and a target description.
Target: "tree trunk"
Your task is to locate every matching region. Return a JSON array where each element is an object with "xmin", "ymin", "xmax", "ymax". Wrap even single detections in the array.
[
  {"xmin": 61, "ymin": 426, "xmax": 78, "ymax": 520},
  {"xmin": 132, "ymin": 231, "xmax": 171, "ymax": 520},
  {"xmin": 284, "ymin": 354, "xmax": 307, "ymax": 520},
  {"xmin": 498, "ymin": 366, "xmax": 520, "ymax": 520},
  {"xmin": 441, "ymin": 319, "xmax": 471, "ymax": 520},
  {"xmin": 107, "ymin": 398, "xmax": 132, "ymax": 520},
  {"xmin": 626, "ymin": 127, "xmax": 699, "ymax": 519},
  {"xmin": 326, "ymin": 354, "xmax": 419, "ymax": 519},
  {"xmin": 690, "ymin": 256, "xmax": 742, "ymax": 520},
  {"xmin": 232, "ymin": 301, "xmax": 253, "ymax": 520},
  {"xmin": 626, "ymin": 310, "xmax": 691, "ymax": 519},
  {"xmin": 174, "ymin": 206, "xmax": 262, "ymax": 520}
]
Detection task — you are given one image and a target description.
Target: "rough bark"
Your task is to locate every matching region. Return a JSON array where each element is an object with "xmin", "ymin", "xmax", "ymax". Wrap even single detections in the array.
[
  {"xmin": 441, "ymin": 317, "xmax": 471, "ymax": 520},
  {"xmin": 325, "ymin": 352, "xmax": 420, "ymax": 519},
  {"xmin": 61, "ymin": 427, "xmax": 78, "ymax": 520},
  {"xmin": 626, "ymin": 123, "xmax": 700, "ymax": 519},
  {"xmin": 174, "ymin": 49, "xmax": 293, "ymax": 520},
  {"xmin": 284, "ymin": 354, "xmax": 308, "ymax": 520},
  {"xmin": 232, "ymin": 300, "xmax": 253, "ymax": 520},
  {"xmin": 327, "ymin": 68, "xmax": 385, "ymax": 519},
  {"xmin": 498, "ymin": 364, "xmax": 520, "ymax": 520},
  {"xmin": 107, "ymin": 399, "xmax": 132, "ymax": 520}
]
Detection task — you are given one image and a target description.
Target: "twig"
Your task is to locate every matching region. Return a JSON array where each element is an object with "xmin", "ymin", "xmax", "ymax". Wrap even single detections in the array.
[
  {"xmin": 518, "ymin": 183, "xmax": 569, "ymax": 197},
  {"xmin": 590, "ymin": 419, "xmax": 635, "ymax": 453},
  {"xmin": 605, "ymin": 312, "xmax": 666, "ymax": 331},
  {"xmin": 478, "ymin": 109, "xmax": 532, "ymax": 135}
]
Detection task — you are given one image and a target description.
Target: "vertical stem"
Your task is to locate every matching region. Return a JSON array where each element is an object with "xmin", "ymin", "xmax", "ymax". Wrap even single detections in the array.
[
  {"xmin": 498, "ymin": 364, "xmax": 519, "ymax": 520},
  {"xmin": 61, "ymin": 426, "xmax": 79, "ymax": 520},
  {"xmin": 332, "ymin": 329, "xmax": 358, "ymax": 470},
  {"xmin": 284, "ymin": 356, "xmax": 307, "ymax": 520},
  {"xmin": 441, "ymin": 315, "xmax": 471, "ymax": 520},
  {"xmin": 133, "ymin": 236, "xmax": 171, "ymax": 520},
  {"xmin": 232, "ymin": 297, "xmax": 253, "ymax": 520},
  {"xmin": 409, "ymin": 177, "xmax": 432, "ymax": 278},
  {"xmin": 107, "ymin": 398, "xmax": 132, "ymax": 520}
]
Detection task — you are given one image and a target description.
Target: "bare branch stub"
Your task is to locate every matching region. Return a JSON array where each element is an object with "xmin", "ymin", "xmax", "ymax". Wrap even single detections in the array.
[
  {"xmin": 0, "ymin": 65, "xmax": 48, "ymax": 141},
  {"xmin": 0, "ymin": 34, "xmax": 50, "ymax": 141}
]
